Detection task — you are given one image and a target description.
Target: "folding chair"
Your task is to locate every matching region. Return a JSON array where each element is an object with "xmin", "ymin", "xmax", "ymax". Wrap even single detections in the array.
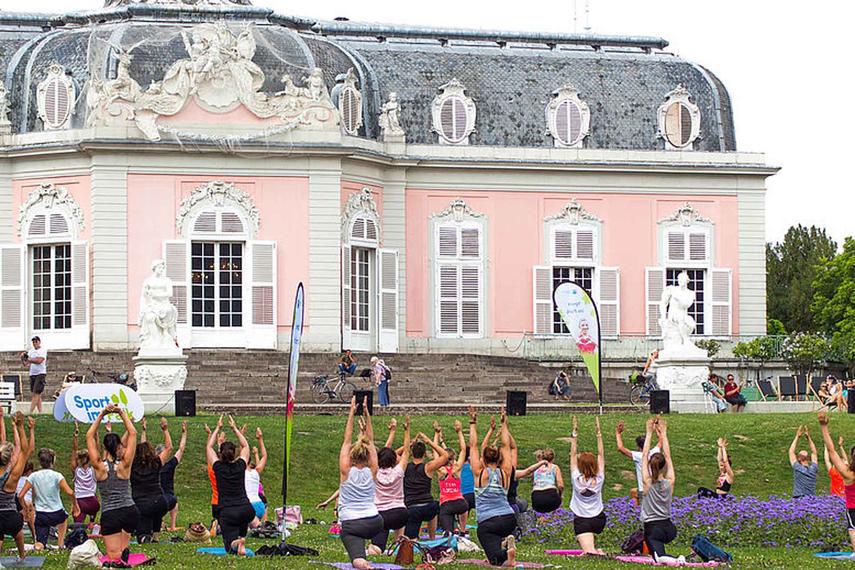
[
  {"xmin": 779, "ymin": 376, "xmax": 797, "ymax": 401},
  {"xmin": 0, "ymin": 382, "xmax": 15, "ymax": 412},
  {"xmin": 757, "ymin": 379, "xmax": 777, "ymax": 401},
  {"xmin": 795, "ymin": 375, "xmax": 808, "ymax": 402}
]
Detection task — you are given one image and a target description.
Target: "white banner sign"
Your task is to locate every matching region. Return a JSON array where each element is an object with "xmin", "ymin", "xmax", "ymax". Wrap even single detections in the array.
[{"xmin": 62, "ymin": 384, "xmax": 144, "ymax": 424}]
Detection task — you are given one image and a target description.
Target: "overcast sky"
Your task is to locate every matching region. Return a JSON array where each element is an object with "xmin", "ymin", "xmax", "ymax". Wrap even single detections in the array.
[{"xmin": 14, "ymin": 0, "xmax": 855, "ymax": 246}]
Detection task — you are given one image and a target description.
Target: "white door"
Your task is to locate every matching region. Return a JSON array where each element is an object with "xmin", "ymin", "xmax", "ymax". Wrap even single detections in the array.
[{"xmin": 349, "ymin": 247, "xmax": 374, "ymax": 352}]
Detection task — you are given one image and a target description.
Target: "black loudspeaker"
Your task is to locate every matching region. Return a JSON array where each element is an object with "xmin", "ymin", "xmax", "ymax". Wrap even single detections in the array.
[
  {"xmin": 174, "ymin": 390, "xmax": 196, "ymax": 417},
  {"xmin": 848, "ymin": 390, "xmax": 855, "ymax": 414},
  {"xmin": 650, "ymin": 390, "xmax": 670, "ymax": 414},
  {"xmin": 506, "ymin": 391, "xmax": 527, "ymax": 416},
  {"xmin": 354, "ymin": 390, "xmax": 374, "ymax": 416}
]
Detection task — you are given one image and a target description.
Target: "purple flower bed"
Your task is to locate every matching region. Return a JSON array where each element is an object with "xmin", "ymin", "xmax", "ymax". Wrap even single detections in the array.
[{"xmin": 526, "ymin": 495, "xmax": 848, "ymax": 550}]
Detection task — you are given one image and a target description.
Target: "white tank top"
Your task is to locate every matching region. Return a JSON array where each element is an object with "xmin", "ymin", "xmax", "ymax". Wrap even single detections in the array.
[{"xmin": 244, "ymin": 468, "xmax": 262, "ymax": 503}]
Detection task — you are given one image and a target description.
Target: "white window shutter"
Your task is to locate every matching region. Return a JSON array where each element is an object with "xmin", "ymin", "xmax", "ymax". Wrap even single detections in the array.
[
  {"xmin": 28, "ymin": 214, "xmax": 46, "ymax": 237},
  {"xmin": 246, "ymin": 240, "xmax": 277, "ymax": 349},
  {"xmin": 710, "ymin": 267, "xmax": 732, "ymax": 337},
  {"xmin": 460, "ymin": 228, "xmax": 480, "ymax": 258},
  {"xmin": 193, "ymin": 211, "xmax": 217, "ymax": 233},
  {"xmin": 341, "ymin": 245, "xmax": 351, "ymax": 349},
  {"xmin": 0, "ymin": 245, "xmax": 25, "ymax": 349},
  {"xmin": 598, "ymin": 267, "xmax": 620, "ymax": 338},
  {"xmin": 689, "ymin": 232, "xmax": 708, "ymax": 262},
  {"xmin": 667, "ymin": 231, "xmax": 685, "ymax": 263},
  {"xmin": 553, "ymin": 229, "xmax": 573, "ymax": 261},
  {"xmin": 438, "ymin": 226, "xmax": 458, "ymax": 257},
  {"xmin": 646, "ymin": 267, "xmax": 665, "ymax": 337},
  {"xmin": 460, "ymin": 266, "xmax": 481, "ymax": 336},
  {"xmin": 69, "ymin": 240, "xmax": 90, "ymax": 349},
  {"xmin": 49, "ymin": 213, "xmax": 69, "ymax": 236},
  {"xmin": 576, "ymin": 230, "xmax": 595, "ymax": 261},
  {"xmin": 378, "ymin": 248, "xmax": 399, "ymax": 353},
  {"xmin": 532, "ymin": 265, "xmax": 553, "ymax": 335},
  {"xmin": 163, "ymin": 240, "xmax": 190, "ymax": 348},
  {"xmin": 437, "ymin": 264, "xmax": 459, "ymax": 335}
]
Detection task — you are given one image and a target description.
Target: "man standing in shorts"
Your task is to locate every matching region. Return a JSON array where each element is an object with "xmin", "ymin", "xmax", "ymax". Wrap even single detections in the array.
[{"xmin": 22, "ymin": 336, "xmax": 47, "ymax": 414}]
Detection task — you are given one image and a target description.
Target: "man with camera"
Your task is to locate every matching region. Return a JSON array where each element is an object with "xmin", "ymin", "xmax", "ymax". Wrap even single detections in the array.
[{"xmin": 21, "ymin": 336, "xmax": 47, "ymax": 414}]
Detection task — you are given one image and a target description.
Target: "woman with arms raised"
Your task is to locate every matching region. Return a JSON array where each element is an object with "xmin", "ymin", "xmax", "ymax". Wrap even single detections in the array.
[
  {"xmin": 818, "ymin": 411, "xmax": 855, "ymax": 552},
  {"xmin": 568, "ymin": 416, "xmax": 606, "ymax": 554},
  {"xmin": 640, "ymin": 417, "xmax": 683, "ymax": 564},
  {"xmin": 0, "ymin": 414, "xmax": 34, "ymax": 559}
]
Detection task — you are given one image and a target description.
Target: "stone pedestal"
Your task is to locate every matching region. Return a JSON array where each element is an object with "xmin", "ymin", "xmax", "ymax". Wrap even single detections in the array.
[
  {"xmin": 133, "ymin": 354, "xmax": 188, "ymax": 415},
  {"xmin": 652, "ymin": 356, "xmax": 711, "ymax": 413}
]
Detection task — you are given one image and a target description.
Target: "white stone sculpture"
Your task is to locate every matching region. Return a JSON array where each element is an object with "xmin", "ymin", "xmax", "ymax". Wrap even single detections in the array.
[
  {"xmin": 0, "ymin": 84, "xmax": 11, "ymax": 134},
  {"xmin": 658, "ymin": 270, "xmax": 706, "ymax": 359},
  {"xmin": 85, "ymin": 23, "xmax": 339, "ymax": 141},
  {"xmin": 86, "ymin": 51, "xmax": 142, "ymax": 128},
  {"xmin": 138, "ymin": 260, "xmax": 181, "ymax": 357},
  {"xmin": 379, "ymin": 92, "xmax": 405, "ymax": 141}
]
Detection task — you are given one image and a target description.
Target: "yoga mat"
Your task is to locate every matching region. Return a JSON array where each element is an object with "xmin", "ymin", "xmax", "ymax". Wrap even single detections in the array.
[
  {"xmin": 197, "ymin": 547, "xmax": 256, "ymax": 557},
  {"xmin": 615, "ymin": 555, "xmax": 719, "ymax": 567},
  {"xmin": 99, "ymin": 554, "xmax": 155, "ymax": 567},
  {"xmin": 456, "ymin": 560, "xmax": 545, "ymax": 568},
  {"xmin": 0, "ymin": 557, "xmax": 45, "ymax": 568},
  {"xmin": 312, "ymin": 560, "xmax": 404, "ymax": 570},
  {"xmin": 544, "ymin": 550, "xmax": 585, "ymax": 556},
  {"xmin": 815, "ymin": 552, "xmax": 855, "ymax": 560}
]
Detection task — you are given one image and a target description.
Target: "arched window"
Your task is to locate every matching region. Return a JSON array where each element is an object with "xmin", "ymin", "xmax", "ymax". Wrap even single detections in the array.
[
  {"xmin": 546, "ymin": 84, "xmax": 591, "ymax": 148},
  {"xmin": 335, "ymin": 68, "xmax": 363, "ymax": 136},
  {"xmin": 431, "ymin": 79, "xmax": 476, "ymax": 146},
  {"xmin": 430, "ymin": 199, "xmax": 485, "ymax": 338},
  {"xmin": 2, "ymin": 183, "xmax": 89, "ymax": 350},
  {"xmin": 657, "ymin": 85, "xmax": 701, "ymax": 150},
  {"xmin": 168, "ymin": 181, "xmax": 276, "ymax": 349},
  {"xmin": 36, "ymin": 63, "xmax": 75, "ymax": 131}
]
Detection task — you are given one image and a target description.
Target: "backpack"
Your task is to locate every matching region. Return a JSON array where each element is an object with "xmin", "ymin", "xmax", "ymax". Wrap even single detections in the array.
[
  {"xmin": 691, "ymin": 534, "xmax": 733, "ymax": 562},
  {"xmin": 384, "ymin": 365, "xmax": 392, "ymax": 380},
  {"xmin": 394, "ymin": 537, "xmax": 415, "ymax": 566},
  {"xmin": 67, "ymin": 539, "xmax": 102, "ymax": 569},
  {"xmin": 547, "ymin": 381, "xmax": 556, "ymax": 396},
  {"xmin": 65, "ymin": 524, "xmax": 89, "ymax": 550},
  {"xmin": 621, "ymin": 529, "xmax": 645, "ymax": 554}
]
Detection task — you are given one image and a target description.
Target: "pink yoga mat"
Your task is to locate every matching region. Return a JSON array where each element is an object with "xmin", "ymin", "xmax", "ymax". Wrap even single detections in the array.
[
  {"xmin": 456, "ymin": 560, "xmax": 545, "ymax": 568},
  {"xmin": 615, "ymin": 555, "xmax": 719, "ymax": 567},
  {"xmin": 544, "ymin": 550, "xmax": 585, "ymax": 556},
  {"xmin": 99, "ymin": 554, "xmax": 155, "ymax": 567}
]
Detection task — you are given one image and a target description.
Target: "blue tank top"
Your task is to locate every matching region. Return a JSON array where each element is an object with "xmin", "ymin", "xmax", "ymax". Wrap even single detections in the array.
[
  {"xmin": 460, "ymin": 463, "xmax": 474, "ymax": 495},
  {"xmin": 532, "ymin": 464, "xmax": 557, "ymax": 491},
  {"xmin": 475, "ymin": 467, "xmax": 514, "ymax": 523}
]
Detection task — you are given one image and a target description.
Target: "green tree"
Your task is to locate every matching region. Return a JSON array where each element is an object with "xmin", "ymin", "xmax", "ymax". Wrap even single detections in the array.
[
  {"xmin": 767, "ymin": 224, "xmax": 837, "ymax": 333},
  {"xmin": 812, "ymin": 237, "xmax": 855, "ymax": 373},
  {"xmin": 780, "ymin": 332, "xmax": 828, "ymax": 377}
]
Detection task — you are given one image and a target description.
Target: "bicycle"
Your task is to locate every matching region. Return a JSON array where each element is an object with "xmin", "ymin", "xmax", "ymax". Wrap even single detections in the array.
[
  {"xmin": 629, "ymin": 375, "xmax": 658, "ymax": 409},
  {"xmin": 311, "ymin": 372, "xmax": 357, "ymax": 404}
]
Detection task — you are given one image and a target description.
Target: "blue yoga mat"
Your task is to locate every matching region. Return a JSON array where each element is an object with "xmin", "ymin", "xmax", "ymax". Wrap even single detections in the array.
[
  {"xmin": 197, "ymin": 547, "xmax": 256, "ymax": 557},
  {"xmin": 0, "ymin": 557, "xmax": 45, "ymax": 568},
  {"xmin": 815, "ymin": 552, "xmax": 855, "ymax": 560}
]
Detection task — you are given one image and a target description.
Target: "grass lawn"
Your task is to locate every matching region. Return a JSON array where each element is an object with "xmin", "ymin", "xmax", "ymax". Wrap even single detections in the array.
[{"xmin": 10, "ymin": 411, "xmax": 855, "ymax": 568}]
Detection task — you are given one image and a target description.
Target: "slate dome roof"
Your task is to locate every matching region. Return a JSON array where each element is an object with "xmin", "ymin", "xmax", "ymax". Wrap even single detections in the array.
[{"xmin": 0, "ymin": 1, "xmax": 736, "ymax": 151}]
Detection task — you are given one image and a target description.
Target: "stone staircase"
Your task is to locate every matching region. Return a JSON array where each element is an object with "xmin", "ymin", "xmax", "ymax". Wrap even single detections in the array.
[{"xmin": 0, "ymin": 350, "xmax": 631, "ymax": 413}]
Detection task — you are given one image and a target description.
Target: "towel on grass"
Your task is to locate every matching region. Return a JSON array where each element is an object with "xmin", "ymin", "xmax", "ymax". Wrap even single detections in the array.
[
  {"xmin": 99, "ymin": 553, "xmax": 155, "ymax": 567},
  {"xmin": 0, "ymin": 557, "xmax": 46, "ymax": 568},
  {"xmin": 815, "ymin": 552, "xmax": 855, "ymax": 560},
  {"xmin": 197, "ymin": 547, "xmax": 255, "ymax": 557},
  {"xmin": 614, "ymin": 555, "xmax": 719, "ymax": 567}
]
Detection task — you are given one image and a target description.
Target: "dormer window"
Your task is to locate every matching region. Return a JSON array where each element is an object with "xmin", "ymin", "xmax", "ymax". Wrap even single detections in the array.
[
  {"xmin": 658, "ymin": 84, "xmax": 700, "ymax": 150},
  {"xmin": 546, "ymin": 84, "xmax": 590, "ymax": 148},
  {"xmin": 37, "ymin": 63, "xmax": 75, "ymax": 131},
  {"xmin": 336, "ymin": 68, "xmax": 363, "ymax": 136},
  {"xmin": 431, "ymin": 79, "xmax": 476, "ymax": 145}
]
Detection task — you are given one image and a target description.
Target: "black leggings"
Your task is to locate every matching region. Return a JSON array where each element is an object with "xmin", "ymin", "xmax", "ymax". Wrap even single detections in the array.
[
  {"xmin": 697, "ymin": 487, "xmax": 728, "ymax": 499},
  {"xmin": 644, "ymin": 519, "xmax": 678, "ymax": 558},
  {"xmin": 341, "ymin": 515, "xmax": 384, "ymax": 561},
  {"xmin": 133, "ymin": 496, "xmax": 168, "ymax": 541},
  {"xmin": 371, "ymin": 508, "xmax": 409, "ymax": 550},
  {"xmin": 404, "ymin": 502, "xmax": 437, "ymax": 539},
  {"xmin": 477, "ymin": 514, "xmax": 517, "ymax": 566},
  {"xmin": 438, "ymin": 499, "xmax": 469, "ymax": 535},
  {"xmin": 218, "ymin": 503, "xmax": 255, "ymax": 553},
  {"xmin": 531, "ymin": 489, "xmax": 562, "ymax": 513}
]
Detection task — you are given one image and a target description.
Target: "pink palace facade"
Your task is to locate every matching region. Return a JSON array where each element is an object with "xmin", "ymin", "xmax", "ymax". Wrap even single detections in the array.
[{"xmin": 0, "ymin": 0, "xmax": 776, "ymax": 359}]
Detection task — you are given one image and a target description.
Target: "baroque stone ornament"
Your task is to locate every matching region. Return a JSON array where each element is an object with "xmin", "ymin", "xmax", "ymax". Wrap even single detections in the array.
[
  {"xmin": 134, "ymin": 365, "xmax": 188, "ymax": 391},
  {"xmin": 660, "ymin": 202, "xmax": 712, "ymax": 227},
  {"xmin": 658, "ymin": 270, "xmax": 706, "ymax": 359},
  {"xmin": 86, "ymin": 43, "xmax": 143, "ymax": 128},
  {"xmin": 341, "ymin": 187, "xmax": 380, "ymax": 242},
  {"xmin": 431, "ymin": 78, "xmax": 476, "ymax": 145},
  {"xmin": 85, "ymin": 23, "xmax": 338, "ymax": 141},
  {"xmin": 545, "ymin": 83, "xmax": 590, "ymax": 148},
  {"xmin": 333, "ymin": 68, "xmax": 363, "ymax": 136},
  {"xmin": 0, "ymin": 84, "xmax": 10, "ymax": 134},
  {"xmin": 37, "ymin": 63, "xmax": 75, "ymax": 130},
  {"xmin": 657, "ymin": 84, "xmax": 701, "ymax": 150},
  {"xmin": 138, "ymin": 259, "xmax": 181, "ymax": 358},
  {"xmin": 431, "ymin": 198, "xmax": 484, "ymax": 223},
  {"xmin": 17, "ymin": 183, "xmax": 85, "ymax": 237},
  {"xmin": 378, "ymin": 92, "xmax": 405, "ymax": 142},
  {"xmin": 176, "ymin": 181, "xmax": 259, "ymax": 236},
  {"xmin": 545, "ymin": 199, "xmax": 601, "ymax": 225}
]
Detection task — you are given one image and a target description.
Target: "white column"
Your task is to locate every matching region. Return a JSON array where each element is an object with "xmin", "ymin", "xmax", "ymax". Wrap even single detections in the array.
[
  {"xmin": 737, "ymin": 187, "xmax": 766, "ymax": 336},
  {"xmin": 0, "ymin": 159, "xmax": 11, "ymax": 243},
  {"xmin": 90, "ymin": 156, "xmax": 130, "ymax": 349},
  {"xmin": 382, "ymin": 168, "xmax": 407, "ymax": 348},
  {"xmin": 304, "ymin": 158, "xmax": 342, "ymax": 351}
]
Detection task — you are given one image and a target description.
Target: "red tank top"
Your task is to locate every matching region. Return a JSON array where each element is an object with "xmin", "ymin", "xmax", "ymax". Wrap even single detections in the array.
[
  {"xmin": 845, "ymin": 481, "xmax": 855, "ymax": 509},
  {"xmin": 830, "ymin": 468, "xmax": 845, "ymax": 498},
  {"xmin": 439, "ymin": 467, "xmax": 463, "ymax": 504}
]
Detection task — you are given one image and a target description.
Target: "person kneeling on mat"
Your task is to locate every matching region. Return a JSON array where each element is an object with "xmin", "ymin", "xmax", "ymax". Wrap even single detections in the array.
[
  {"xmin": 1, "ymin": 414, "xmax": 35, "ymax": 560},
  {"xmin": 530, "ymin": 449, "xmax": 563, "ymax": 513},
  {"xmin": 368, "ymin": 417, "xmax": 410, "ymax": 555},
  {"xmin": 641, "ymin": 417, "xmax": 683, "ymax": 564},
  {"xmin": 403, "ymin": 432, "xmax": 448, "ymax": 539},
  {"xmin": 437, "ymin": 421, "xmax": 470, "ymax": 536},
  {"xmin": 568, "ymin": 416, "xmax": 606, "ymax": 555},
  {"xmin": 21, "ymin": 447, "xmax": 79, "ymax": 550}
]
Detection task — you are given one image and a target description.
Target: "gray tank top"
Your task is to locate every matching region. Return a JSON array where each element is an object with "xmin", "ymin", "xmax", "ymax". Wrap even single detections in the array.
[
  {"xmin": 0, "ymin": 488, "xmax": 16, "ymax": 512},
  {"xmin": 97, "ymin": 460, "xmax": 135, "ymax": 512},
  {"xmin": 641, "ymin": 479, "xmax": 672, "ymax": 523}
]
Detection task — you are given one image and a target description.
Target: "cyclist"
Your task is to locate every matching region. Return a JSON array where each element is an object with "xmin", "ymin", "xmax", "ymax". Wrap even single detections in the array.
[{"xmin": 641, "ymin": 350, "xmax": 660, "ymax": 389}]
